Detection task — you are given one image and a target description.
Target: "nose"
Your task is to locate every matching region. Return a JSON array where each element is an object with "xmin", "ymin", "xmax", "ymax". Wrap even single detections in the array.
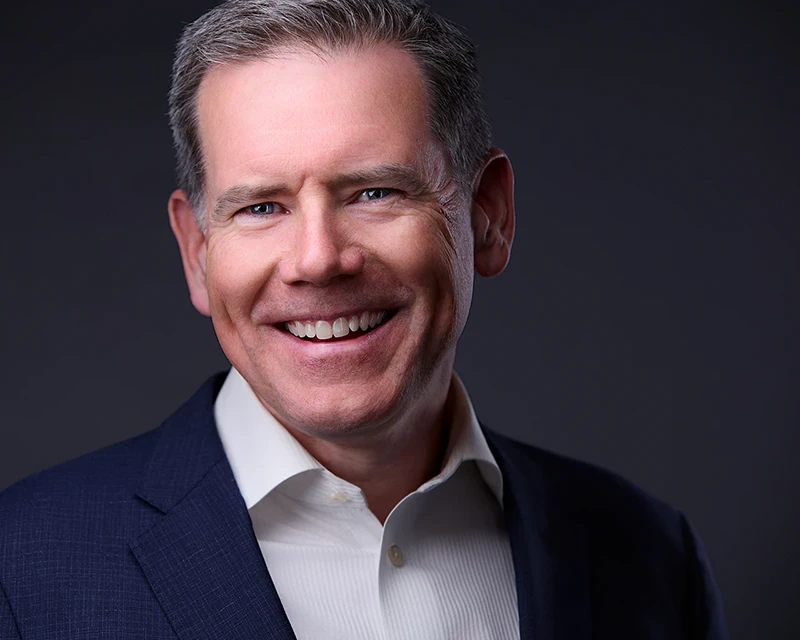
[{"xmin": 282, "ymin": 208, "xmax": 364, "ymax": 286}]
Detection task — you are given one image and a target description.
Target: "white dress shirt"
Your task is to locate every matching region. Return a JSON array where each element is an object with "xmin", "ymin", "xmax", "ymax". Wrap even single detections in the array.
[{"xmin": 215, "ymin": 368, "xmax": 519, "ymax": 640}]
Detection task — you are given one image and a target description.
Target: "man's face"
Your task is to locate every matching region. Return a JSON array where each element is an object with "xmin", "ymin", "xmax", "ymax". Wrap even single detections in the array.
[{"xmin": 180, "ymin": 45, "xmax": 482, "ymax": 439}]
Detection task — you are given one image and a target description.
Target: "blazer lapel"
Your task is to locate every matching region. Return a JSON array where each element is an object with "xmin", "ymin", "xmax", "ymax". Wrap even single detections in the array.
[
  {"xmin": 130, "ymin": 375, "xmax": 296, "ymax": 640},
  {"xmin": 485, "ymin": 429, "xmax": 592, "ymax": 640}
]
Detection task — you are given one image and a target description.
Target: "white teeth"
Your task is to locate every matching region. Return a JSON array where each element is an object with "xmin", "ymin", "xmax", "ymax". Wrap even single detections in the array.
[
  {"xmin": 286, "ymin": 311, "xmax": 389, "ymax": 340},
  {"xmin": 315, "ymin": 320, "xmax": 333, "ymax": 340},
  {"xmin": 333, "ymin": 317, "xmax": 349, "ymax": 338}
]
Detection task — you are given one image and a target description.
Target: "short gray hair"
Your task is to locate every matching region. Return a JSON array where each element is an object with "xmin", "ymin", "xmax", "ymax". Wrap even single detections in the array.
[{"xmin": 168, "ymin": 0, "xmax": 492, "ymax": 228}]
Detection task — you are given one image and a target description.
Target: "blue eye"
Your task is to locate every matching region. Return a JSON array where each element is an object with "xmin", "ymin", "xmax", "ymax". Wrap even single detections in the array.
[
  {"xmin": 360, "ymin": 188, "xmax": 394, "ymax": 201},
  {"xmin": 248, "ymin": 202, "xmax": 277, "ymax": 215}
]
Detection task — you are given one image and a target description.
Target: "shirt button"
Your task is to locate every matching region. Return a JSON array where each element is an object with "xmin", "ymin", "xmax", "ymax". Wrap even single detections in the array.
[
  {"xmin": 387, "ymin": 544, "xmax": 405, "ymax": 567},
  {"xmin": 327, "ymin": 491, "xmax": 348, "ymax": 504}
]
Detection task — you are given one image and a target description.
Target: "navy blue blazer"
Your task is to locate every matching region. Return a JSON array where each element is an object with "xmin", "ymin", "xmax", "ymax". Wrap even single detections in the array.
[{"xmin": 0, "ymin": 374, "xmax": 728, "ymax": 639}]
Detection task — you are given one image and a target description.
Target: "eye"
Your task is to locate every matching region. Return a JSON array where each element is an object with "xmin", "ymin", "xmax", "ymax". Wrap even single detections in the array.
[
  {"xmin": 243, "ymin": 202, "xmax": 281, "ymax": 215},
  {"xmin": 357, "ymin": 188, "xmax": 395, "ymax": 202}
]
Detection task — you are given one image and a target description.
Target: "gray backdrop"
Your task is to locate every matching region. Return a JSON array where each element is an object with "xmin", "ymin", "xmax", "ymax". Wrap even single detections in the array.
[{"xmin": 1, "ymin": 1, "xmax": 797, "ymax": 638}]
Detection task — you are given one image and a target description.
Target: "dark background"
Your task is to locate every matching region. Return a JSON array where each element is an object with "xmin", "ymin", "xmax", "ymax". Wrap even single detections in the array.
[{"xmin": 1, "ymin": 1, "xmax": 797, "ymax": 637}]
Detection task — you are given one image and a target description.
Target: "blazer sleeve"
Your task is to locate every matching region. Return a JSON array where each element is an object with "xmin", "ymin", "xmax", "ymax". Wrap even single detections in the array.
[
  {"xmin": 681, "ymin": 513, "xmax": 729, "ymax": 640},
  {"xmin": 0, "ymin": 580, "xmax": 22, "ymax": 640}
]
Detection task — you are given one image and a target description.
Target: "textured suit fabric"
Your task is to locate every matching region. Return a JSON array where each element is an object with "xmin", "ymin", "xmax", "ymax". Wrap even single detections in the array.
[{"xmin": 0, "ymin": 374, "xmax": 728, "ymax": 639}]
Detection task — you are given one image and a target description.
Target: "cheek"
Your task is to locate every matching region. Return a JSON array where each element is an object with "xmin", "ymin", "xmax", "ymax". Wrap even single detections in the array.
[
  {"xmin": 204, "ymin": 233, "xmax": 274, "ymax": 321},
  {"xmin": 367, "ymin": 210, "xmax": 472, "ymax": 331}
]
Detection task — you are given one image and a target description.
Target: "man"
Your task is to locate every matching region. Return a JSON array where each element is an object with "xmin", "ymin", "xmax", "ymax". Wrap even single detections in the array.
[{"xmin": 0, "ymin": 0, "xmax": 727, "ymax": 638}]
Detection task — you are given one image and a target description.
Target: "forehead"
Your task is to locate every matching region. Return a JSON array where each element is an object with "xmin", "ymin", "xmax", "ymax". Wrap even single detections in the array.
[{"xmin": 195, "ymin": 44, "xmax": 441, "ymax": 195}]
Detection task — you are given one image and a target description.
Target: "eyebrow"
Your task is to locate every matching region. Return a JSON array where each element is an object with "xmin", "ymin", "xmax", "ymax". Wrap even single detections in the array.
[
  {"xmin": 210, "ymin": 164, "xmax": 435, "ymax": 221},
  {"xmin": 211, "ymin": 183, "xmax": 290, "ymax": 222},
  {"xmin": 327, "ymin": 164, "xmax": 433, "ymax": 195}
]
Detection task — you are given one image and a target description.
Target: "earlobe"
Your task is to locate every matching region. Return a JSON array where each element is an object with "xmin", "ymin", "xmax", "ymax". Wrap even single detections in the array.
[
  {"xmin": 168, "ymin": 190, "xmax": 211, "ymax": 317},
  {"xmin": 471, "ymin": 149, "xmax": 515, "ymax": 278}
]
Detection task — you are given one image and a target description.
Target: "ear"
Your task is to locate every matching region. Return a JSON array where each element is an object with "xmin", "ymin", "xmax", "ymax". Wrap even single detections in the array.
[
  {"xmin": 168, "ymin": 189, "xmax": 211, "ymax": 317},
  {"xmin": 471, "ymin": 148, "xmax": 515, "ymax": 278}
]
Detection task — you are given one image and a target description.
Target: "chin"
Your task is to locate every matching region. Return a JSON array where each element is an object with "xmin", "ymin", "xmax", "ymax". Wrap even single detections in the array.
[{"xmin": 267, "ymin": 377, "xmax": 412, "ymax": 440}]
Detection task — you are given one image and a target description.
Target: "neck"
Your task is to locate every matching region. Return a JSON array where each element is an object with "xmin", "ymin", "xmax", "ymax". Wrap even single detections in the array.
[{"xmin": 287, "ymin": 368, "xmax": 455, "ymax": 524}]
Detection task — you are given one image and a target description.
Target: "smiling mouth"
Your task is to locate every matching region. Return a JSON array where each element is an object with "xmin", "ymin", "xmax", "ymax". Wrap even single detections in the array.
[{"xmin": 283, "ymin": 310, "xmax": 395, "ymax": 342}]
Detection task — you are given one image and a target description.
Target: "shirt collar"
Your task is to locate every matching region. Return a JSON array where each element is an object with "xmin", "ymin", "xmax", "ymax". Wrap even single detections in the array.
[
  {"xmin": 426, "ymin": 372, "xmax": 504, "ymax": 504},
  {"xmin": 214, "ymin": 367, "xmax": 503, "ymax": 511},
  {"xmin": 214, "ymin": 368, "xmax": 322, "ymax": 510}
]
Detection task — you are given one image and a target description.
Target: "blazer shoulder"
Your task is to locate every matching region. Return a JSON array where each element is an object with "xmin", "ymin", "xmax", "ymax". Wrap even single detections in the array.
[
  {"xmin": 0, "ymin": 374, "xmax": 226, "ymax": 521},
  {"xmin": 485, "ymin": 430, "xmax": 729, "ymax": 638},
  {"xmin": 0, "ymin": 374, "xmax": 226, "ymax": 545},
  {"xmin": 0, "ymin": 427, "xmax": 161, "ymax": 529},
  {"xmin": 485, "ymin": 428, "xmax": 683, "ymax": 539}
]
